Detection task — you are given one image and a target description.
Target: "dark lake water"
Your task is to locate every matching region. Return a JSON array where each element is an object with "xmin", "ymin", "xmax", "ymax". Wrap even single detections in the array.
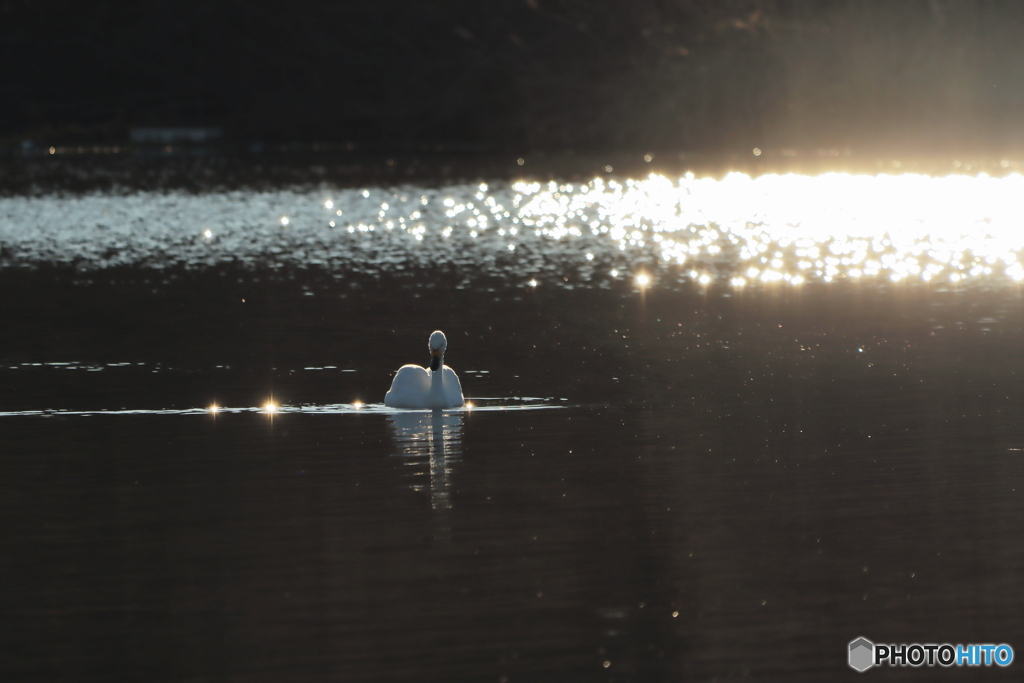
[{"xmin": 3, "ymin": 173, "xmax": 1024, "ymax": 681}]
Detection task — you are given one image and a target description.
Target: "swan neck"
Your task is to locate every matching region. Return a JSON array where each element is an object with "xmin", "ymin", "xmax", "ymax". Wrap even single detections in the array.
[{"xmin": 430, "ymin": 354, "xmax": 445, "ymax": 395}]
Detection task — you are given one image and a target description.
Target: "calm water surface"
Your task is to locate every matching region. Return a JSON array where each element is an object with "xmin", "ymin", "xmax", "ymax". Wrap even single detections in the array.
[{"xmin": 3, "ymin": 175, "xmax": 1024, "ymax": 681}]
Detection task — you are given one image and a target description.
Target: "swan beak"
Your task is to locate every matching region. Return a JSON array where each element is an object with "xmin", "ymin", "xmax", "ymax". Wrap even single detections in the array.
[{"xmin": 430, "ymin": 350, "xmax": 442, "ymax": 371}]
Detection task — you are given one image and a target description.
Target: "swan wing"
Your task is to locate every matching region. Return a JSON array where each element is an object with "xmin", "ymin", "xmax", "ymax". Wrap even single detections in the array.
[
  {"xmin": 384, "ymin": 365, "xmax": 430, "ymax": 407},
  {"xmin": 441, "ymin": 366, "xmax": 465, "ymax": 407}
]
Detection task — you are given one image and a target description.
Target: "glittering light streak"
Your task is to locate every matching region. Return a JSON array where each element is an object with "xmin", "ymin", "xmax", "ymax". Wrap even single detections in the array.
[{"xmin": 9, "ymin": 171, "xmax": 1024, "ymax": 289}]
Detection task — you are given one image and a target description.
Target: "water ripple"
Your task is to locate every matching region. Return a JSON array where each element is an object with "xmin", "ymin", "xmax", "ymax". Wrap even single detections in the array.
[{"xmin": 0, "ymin": 397, "xmax": 564, "ymax": 418}]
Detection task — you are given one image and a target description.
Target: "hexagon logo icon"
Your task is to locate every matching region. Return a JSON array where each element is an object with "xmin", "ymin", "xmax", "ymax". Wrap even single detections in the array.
[{"xmin": 849, "ymin": 637, "xmax": 874, "ymax": 672}]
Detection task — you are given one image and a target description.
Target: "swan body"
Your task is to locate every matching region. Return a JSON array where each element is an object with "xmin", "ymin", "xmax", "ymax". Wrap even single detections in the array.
[{"xmin": 385, "ymin": 331, "xmax": 464, "ymax": 409}]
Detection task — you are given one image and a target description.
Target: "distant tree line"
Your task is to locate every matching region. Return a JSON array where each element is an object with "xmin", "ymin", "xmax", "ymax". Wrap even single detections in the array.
[{"xmin": 3, "ymin": 0, "xmax": 1024, "ymax": 153}]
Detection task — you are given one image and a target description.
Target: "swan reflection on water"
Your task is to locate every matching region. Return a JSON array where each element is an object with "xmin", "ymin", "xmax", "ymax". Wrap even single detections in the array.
[{"xmin": 388, "ymin": 409, "xmax": 464, "ymax": 511}]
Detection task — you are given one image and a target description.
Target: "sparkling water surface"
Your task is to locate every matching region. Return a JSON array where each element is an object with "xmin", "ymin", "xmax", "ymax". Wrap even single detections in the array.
[
  {"xmin": 3, "ymin": 172, "xmax": 1024, "ymax": 287},
  {"xmin": 2, "ymin": 173, "xmax": 1024, "ymax": 682}
]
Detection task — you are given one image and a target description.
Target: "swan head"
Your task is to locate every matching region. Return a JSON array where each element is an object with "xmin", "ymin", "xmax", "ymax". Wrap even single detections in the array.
[{"xmin": 428, "ymin": 330, "xmax": 447, "ymax": 371}]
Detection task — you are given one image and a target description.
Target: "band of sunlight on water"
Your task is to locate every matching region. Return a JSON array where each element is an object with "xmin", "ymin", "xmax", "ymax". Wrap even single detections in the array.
[
  {"xmin": 0, "ymin": 398, "xmax": 565, "ymax": 418},
  {"xmin": 3, "ymin": 172, "xmax": 1023, "ymax": 287}
]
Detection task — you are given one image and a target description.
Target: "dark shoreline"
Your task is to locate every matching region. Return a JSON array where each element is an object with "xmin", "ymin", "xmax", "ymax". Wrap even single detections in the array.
[{"xmin": 2, "ymin": 147, "xmax": 1021, "ymax": 196}]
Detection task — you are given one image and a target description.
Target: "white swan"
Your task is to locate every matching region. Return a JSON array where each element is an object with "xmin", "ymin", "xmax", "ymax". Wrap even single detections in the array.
[{"xmin": 384, "ymin": 330, "xmax": 465, "ymax": 409}]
